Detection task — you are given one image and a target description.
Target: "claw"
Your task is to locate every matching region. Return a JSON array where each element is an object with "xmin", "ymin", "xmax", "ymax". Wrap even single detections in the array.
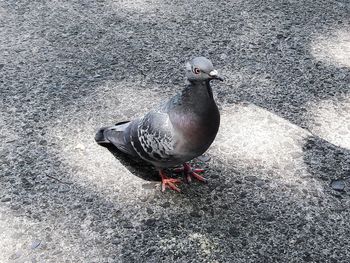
[
  {"xmin": 185, "ymin": 174, "xmax": 192, "ymax": 183},
  {"xmin": 181, "ymin": 163, "xmax": 207, "ymax": 183},
  {"xmin": 190, "ymin": 171, "xmax": 207, "ymax": 182},
  {"xmin": 159, "ymin": 170, "xmax": 181, "ymax": 192}
]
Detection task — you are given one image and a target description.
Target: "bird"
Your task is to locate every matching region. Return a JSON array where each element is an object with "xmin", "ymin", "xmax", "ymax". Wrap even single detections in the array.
[{"xmin": 95, "ymin": 57, "xmax": 222, "ymax": 192}]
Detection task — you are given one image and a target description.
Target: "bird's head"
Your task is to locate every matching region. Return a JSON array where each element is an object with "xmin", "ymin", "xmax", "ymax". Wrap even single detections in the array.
[{"xmin": 185, "ymin": 57, "xmax": 223, "ymax": 82}]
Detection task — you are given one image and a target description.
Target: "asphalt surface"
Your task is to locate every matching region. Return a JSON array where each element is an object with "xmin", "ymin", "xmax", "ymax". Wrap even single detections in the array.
[{"xmin": 1, "ymin": 0, "xmax": 350, "ymax": 262}]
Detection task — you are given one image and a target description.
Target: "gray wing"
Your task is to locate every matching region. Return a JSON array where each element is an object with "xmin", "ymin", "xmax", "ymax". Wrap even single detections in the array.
[{"xmin": 130, "ymin": 110, "xmax": 178, "ymax": 165}]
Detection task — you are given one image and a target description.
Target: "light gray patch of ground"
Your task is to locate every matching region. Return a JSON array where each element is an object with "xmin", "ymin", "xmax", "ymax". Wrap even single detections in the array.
[{"xmin": 1, "ymin": 0, "xmax": 350, "ymax": 262}]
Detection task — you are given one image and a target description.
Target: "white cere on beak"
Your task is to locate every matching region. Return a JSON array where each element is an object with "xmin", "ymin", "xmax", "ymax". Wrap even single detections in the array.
[{"xmin": 209, "ymin": 69, "xmax": 218, "ymax": 77}]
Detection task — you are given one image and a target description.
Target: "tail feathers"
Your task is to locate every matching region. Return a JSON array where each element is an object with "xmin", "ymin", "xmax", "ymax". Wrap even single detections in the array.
[
  {"xmin": 95, "ymin": 121, "xmax": 135, "ymax": 156},
  {"xmin": 95, "ymin": 126, "xmax": 110, "ymax": 144}
]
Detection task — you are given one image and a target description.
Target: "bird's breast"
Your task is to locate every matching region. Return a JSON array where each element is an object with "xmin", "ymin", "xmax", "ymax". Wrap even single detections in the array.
[{"xmin": 171, "ymin": 105, "xmax": 220, "ymax": 156}]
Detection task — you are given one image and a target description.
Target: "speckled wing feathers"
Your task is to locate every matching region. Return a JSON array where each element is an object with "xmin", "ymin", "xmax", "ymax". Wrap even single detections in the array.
[{"xmin": 129, "ymin": 110, "xmax": 177, "ymax": 165}]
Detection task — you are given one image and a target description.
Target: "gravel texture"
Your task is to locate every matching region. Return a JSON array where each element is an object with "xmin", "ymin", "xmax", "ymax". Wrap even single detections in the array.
[{"xmin": 1, "ymin": 0, "xmax": 350, "ymax": 262}]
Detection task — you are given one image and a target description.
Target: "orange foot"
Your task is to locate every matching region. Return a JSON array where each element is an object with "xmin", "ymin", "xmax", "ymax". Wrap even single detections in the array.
[
  {"xmin": 159, "ymin": 170, "xmax": 182, "ymax": 192},
  {"xmin": 174, "ymin": 163, "xmax": 207, "ymax": 183}
]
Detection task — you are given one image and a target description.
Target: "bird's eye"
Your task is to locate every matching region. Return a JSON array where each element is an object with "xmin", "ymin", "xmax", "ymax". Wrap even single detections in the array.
[{"xmin": 193, "ymin": 68, "xmax": 200, "ymax": 74}]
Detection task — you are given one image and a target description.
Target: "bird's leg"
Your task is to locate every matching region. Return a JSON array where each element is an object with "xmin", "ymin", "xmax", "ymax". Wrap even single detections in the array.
[
  {"xmin": 173, "ymin": 166, "xmax": 205, "ymax": 174},
  {"xmin": 174, "ymin": 163, "xmax": 206, "ymax": 183},
  {"xmin": 159, "ymin": 169, "xmax": 182, "ymax": 192}
]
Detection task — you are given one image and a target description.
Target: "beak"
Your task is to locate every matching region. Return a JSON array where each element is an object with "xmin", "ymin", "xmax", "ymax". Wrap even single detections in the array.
[{"xmin": 209, "ymin": 69, "xmax": 224, "ymax": 81}]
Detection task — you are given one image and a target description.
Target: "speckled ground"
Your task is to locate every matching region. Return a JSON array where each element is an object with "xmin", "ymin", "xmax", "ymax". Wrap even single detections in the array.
[{"xmin": 1, "ymin": 0, "xmax": 350, "ymax": 262}]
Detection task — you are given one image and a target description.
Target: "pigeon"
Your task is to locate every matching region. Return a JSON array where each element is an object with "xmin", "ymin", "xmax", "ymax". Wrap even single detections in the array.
[{"xmin": 95, "ymin": 57, "xmax": 223, "ymax": 192}]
